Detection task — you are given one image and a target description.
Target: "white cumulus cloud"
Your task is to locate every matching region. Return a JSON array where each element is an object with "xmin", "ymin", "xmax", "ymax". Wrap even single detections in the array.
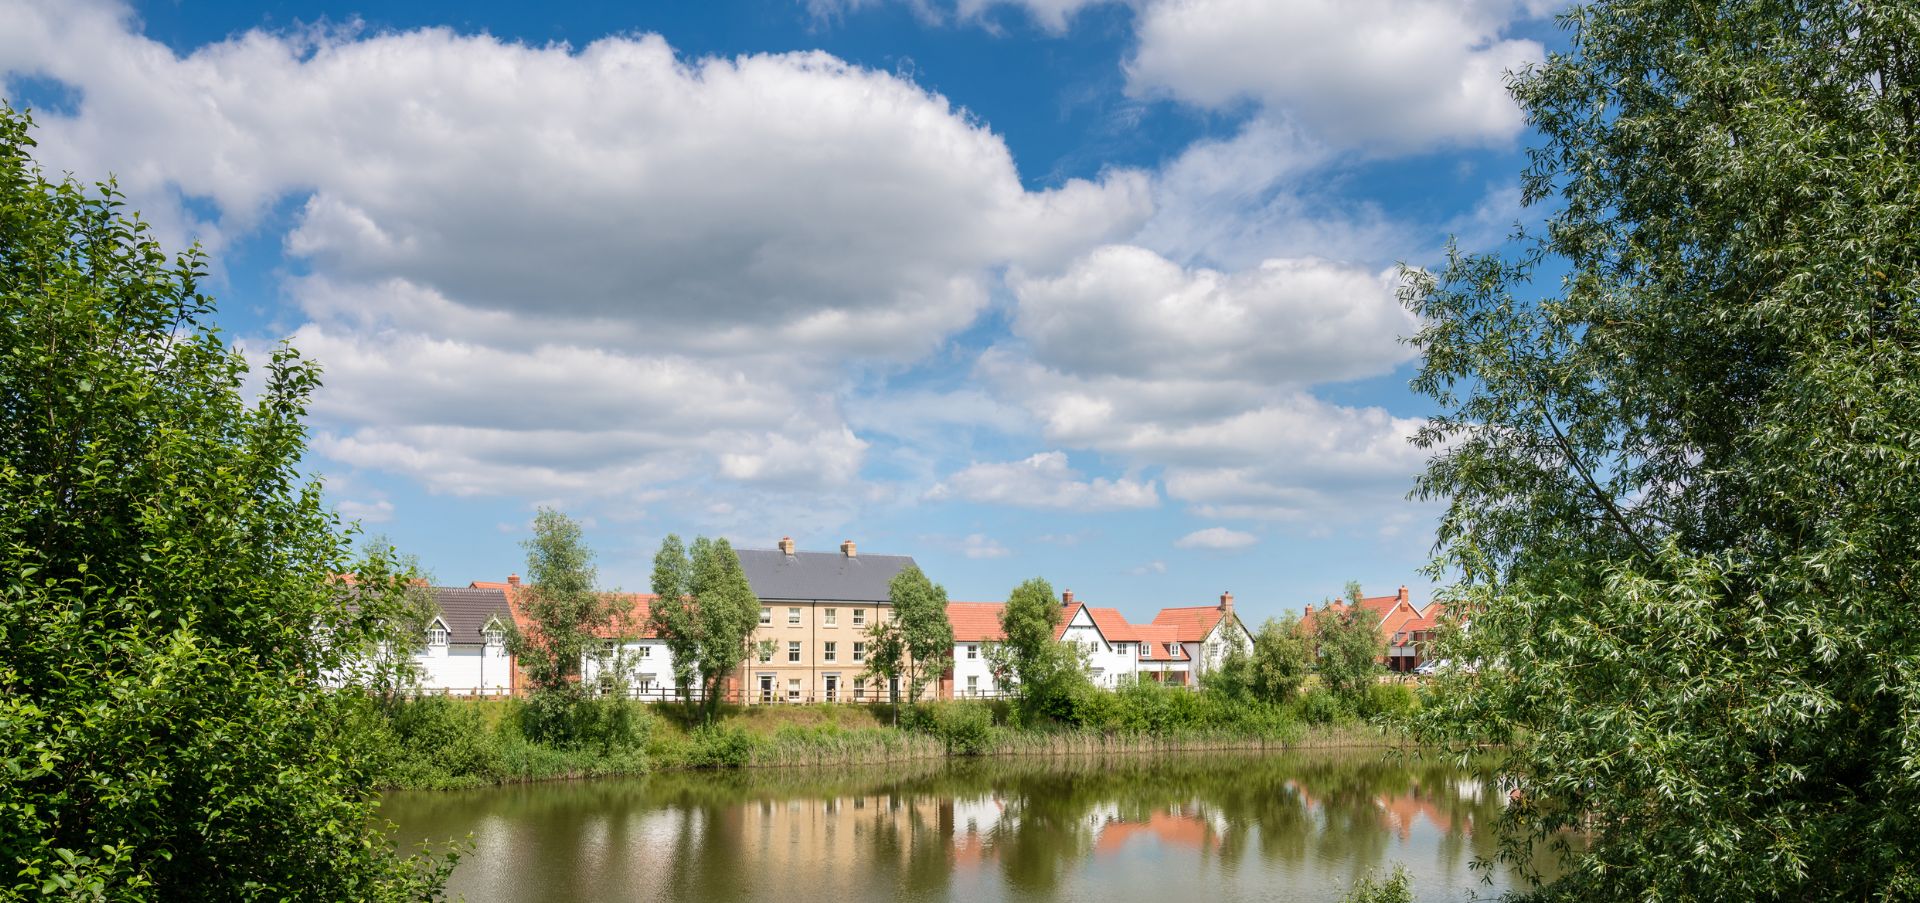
[
  {"xmin": 1174, "ymin": 526, "xmax": 1257, "ymax": 550},
  {"xmin": 928, "ymin": 451, "xmax": 1159, "ymax": 510}
]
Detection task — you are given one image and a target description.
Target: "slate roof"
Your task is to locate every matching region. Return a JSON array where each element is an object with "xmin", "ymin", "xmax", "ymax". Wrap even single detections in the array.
[
  {"xmin": 735, "ymin": 548, "xmax": 917, "ymax": 603},
  {"xmin": 427, "ymin": 586, "xmax": 513, "ymax": 643}
]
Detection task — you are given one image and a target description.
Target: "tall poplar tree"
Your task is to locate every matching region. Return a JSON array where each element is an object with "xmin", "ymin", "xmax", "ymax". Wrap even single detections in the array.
[
  {"xmin": 1405, "ymin": 2, "xmax": 1920, "ymax": 898},
  {"xmin": 507, "ymin": 508, "xmax": 615, "ymax": 696}
]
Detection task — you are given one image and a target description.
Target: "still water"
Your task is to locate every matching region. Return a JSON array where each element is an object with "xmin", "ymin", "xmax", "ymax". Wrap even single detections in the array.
[{"xmin": 384, "ymin": 750, "xmax": 1541, "ymax": 902}]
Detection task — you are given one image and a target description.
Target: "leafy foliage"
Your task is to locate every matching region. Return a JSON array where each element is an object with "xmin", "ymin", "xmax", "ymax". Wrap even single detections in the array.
[
  {"xmin": 0, "ymin": 106, "xmax": 448, "ymax": 898},
  {"xmin": 861, "ymin": 565, "xmax": 954, "ymax": 713},
  {"xmin": 1339, "ymin": 866, "xmax": 1413, "ymax": 903},
  {"xmin": 508, "ymin": 508, "xmax": 617, "ymax": 698},
  {"xmin": 1210, "ymin": 617, "xmax": 1312, "ymax": 704},
  {"xmin": 1405, "ymin": 1, "xmax": 1920, "ymax": 898},
  {"xmin": 1312, "ymin": 604, "xmax": 1382, "ymax": 705},
  {"xmin": 647, "ymin": 534, "xmax": 758, "ymax": 722}
]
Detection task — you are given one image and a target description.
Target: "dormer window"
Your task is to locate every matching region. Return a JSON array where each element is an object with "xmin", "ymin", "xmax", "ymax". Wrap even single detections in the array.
[
  {"xmin": 484, "ymin": 628, "xmax": 503, "ymax": 647},
  {"xmin": 428, "ymin": 626, "xmax": 448, "ymax": 647}
]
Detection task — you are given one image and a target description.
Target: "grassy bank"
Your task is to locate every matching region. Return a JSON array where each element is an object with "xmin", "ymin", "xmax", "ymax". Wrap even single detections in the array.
[{"xmin": 364, "ymin": 679, "xmax": 1419, "ymax": 790}]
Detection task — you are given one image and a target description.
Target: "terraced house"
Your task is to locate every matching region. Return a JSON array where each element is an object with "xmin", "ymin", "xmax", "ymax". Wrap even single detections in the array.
[{"xmin": 735, "ymin": 538, "xmax": 916, "ymax": 704}]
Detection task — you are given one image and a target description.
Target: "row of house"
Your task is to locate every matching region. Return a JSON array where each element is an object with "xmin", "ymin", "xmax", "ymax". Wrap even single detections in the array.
[
  {"xmin": 1298, "ymin": 587, "xmax": 1452, "ymax": 673},
  {"xmin": 391, "ymin": 538, "xmax": 1438, "ymax": 700}
]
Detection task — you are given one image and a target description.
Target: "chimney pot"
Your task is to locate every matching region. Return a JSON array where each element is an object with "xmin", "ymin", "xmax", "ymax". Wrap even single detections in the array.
[
  {"xmin": 507, "ymin": 573, "xmax": 520, "ymax": 587},
  {"xmin": 1062, "ymin": 589, "xmax": 1074, "ymax": 607},
  {"xmin": 840, "ymin": 539, "xmax": 857, "ymax": 558},
  {"xmin": 779, "ymin": 536, "xmax": 795, "ymax": 556}
]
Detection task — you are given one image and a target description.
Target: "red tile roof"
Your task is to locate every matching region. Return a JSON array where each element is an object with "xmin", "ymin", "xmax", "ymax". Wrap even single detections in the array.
[
  {"xmin": 1086, "ymin": 607, "xmax": 1137, "ymax": 641},
  {"xmin": 1149, "ymin": 605, "xmax": 1227, "ymax": 642},
  {"xmin": 947, "ymin": 601, "xmax": 1007, "ymax": 642},
  {"xmin": 603, "ymin": 593, "xmax": 662, "ymax": 639},
  {"xmin": 1133, "ymin": 624, "xmax": 1189, "ymax": 661}
]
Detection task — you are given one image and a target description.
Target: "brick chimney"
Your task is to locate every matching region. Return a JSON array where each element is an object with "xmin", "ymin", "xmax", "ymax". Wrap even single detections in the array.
[
  {"xmin": 1061, "ymin": 589, "xmax": 1074, "ymax": 607},
  {"xmin": 779, "ymin": 536, "xmax": 795, "ymax": 556},
  {"xmin": 1219, "ymin": 591, "xmax": 1234, "ymax": 613},
  {"xmin": 840, "ymin": 539, "xmax": 857, "ymax": 558},
  {"xmin": 1398, "ymin": 585, "xmax": 1409, "ymax": 604},
  {"xmin": 507, "ymin": 573, "xmax": 520, "ymax": 587}
]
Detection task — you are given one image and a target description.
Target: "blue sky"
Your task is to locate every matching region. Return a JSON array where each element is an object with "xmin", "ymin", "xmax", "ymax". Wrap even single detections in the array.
[{"xmin": 0, "ymin": 0, "xmax": 1563, "ymax": 624}]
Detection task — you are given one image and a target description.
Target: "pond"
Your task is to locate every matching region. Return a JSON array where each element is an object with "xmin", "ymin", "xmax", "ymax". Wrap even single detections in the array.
[{"xmin": 383, "ymin": 750, "xmax": 1547, "ymax": 902}]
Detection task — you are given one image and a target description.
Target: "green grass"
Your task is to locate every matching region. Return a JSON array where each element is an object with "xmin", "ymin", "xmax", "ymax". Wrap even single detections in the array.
[{"xmin": 369, "ymin": 686, "xmax": 1416, "ymax": 789}]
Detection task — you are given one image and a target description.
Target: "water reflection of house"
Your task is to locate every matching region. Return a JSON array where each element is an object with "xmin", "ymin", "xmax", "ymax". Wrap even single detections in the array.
[
  {"xmin": 1091, "ymin": 805, "xmax": 1222, "ymax": 856},
  {"xmin": 1286, "ymin": 779, "xmax": 1476, "ymax": 842},
  {"xmin": 734, "ymin": 791, "xmax": 954, "ymax": 877}
]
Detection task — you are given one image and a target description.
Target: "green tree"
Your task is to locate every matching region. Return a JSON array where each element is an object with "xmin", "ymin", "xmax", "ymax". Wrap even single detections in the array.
[
  {"xmin": 1404, "ymin": 1, "xmax": 1920, "ymax": 898},
  {"xmin": 648, "ymin": 533, "xmax": 700, "ymax": 700},
  {"xmin": 507, "ymin": 508, "xmax": 616, "ymax": 696},
  {"xmin": 862, "ymin": 565, "xmax": 954, "ymax": 720},
  {"xmin": 0, "ymin": 107, "xmax": 448, "ymax": 898},
  {"xmin": 1243, "ymin": 617, "xmax": 1312, "ymax": 703},
  {"xmin": 991, "ymin": 578, "xmax": 1092, "ymax": 722},
  {"xmin": 1312, "ymin": 604, "xmax": 1380, "ymax": 704},
  {"xmin": 689, "ymin": 536, "xmax": 758, "ymax": 720},
  {"xmin": 647, "ymin": 534, "xmax": 758, "ymax": 721}
]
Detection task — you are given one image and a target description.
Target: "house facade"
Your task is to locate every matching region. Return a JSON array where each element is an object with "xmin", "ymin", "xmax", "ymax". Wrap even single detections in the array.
[
  {"xmin": 946, "ymin": 601, "xmax": 1008, "ymax": 698},
  {"xmin": 1133, "ymin": 623, "xmax": 1191, "ymax": 685},
  {"xmin": 733, "ymin": 538, "xmax": 916, "ymax": 704},
  {"xmin": 1301, "ymin": 586, "xmax": 1431, "ymax": 672},
  {"xmin": 583, "ymin": 594, "xmax": 684, "ymax": 699},
  {"xmin": 407, "ymin": 585, "xmax": 516, "ymax": 695},
  {"xmin": 1057, "ymin": 591, "xmax": 1141, "ymax": 689},
  {"xmin": 1147, "ymin": 593, "xmax": 1253, "ymax": 682}
]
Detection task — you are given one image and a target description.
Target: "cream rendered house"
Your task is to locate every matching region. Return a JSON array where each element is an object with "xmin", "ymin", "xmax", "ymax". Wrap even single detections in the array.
[{"xmin": 735, "ymin": 538, "xmax": 918, "ymax": 704}]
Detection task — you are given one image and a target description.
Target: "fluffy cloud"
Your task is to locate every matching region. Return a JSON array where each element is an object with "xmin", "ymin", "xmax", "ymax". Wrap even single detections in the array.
[
  {"xmin": 1126, "ymin": 0, "xmax": 1547, "ymax": 151},
  {"xmin": 932, "ymin": 0, "xmax": 1548, "ymax": 152},
  {"xmin": 1009, "ymin": 244, "xmax": 1414, "ymax": 385},
  {"xmin": 928, "ymin": 451, "xmax": 1159, "ymax": 510},
  {"xmin": 0, "ymin": 1, "xmax": 1153, "ymax": 515},
  {"xmin": 2, "ymin": 3, "xmax": 1148, "ymax": 352},
  {"xmin": 1173, "ymin": 526, "xmax": 1257, "ymax": 550}
]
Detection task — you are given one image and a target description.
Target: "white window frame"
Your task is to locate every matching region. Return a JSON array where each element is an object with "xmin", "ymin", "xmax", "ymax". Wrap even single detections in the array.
[
  {"xmin": 787, "ymin": 678, "xmax": 801, "ymax": 702},
  {"xmin": 788, "ymin": 641, "xmax": 801, "ymax": 663},
  {"xmin": 428, "ymin": 625, "xmax": 448, "ymax": 647},
  {"xmin": 824, "ymin": 608, "xmax": 837, "ymax": 627},
  {"xmin": 852, "ymin": 642, "xmax": 865, "ymax": 663},
  {"xmin": 788, "ymin": 607, "xmax": 802, "ymax": 625},
  {"xmin": 823, "ymin": 641, "xmax": 837, "ymax": 662},
  {"xmin": 760, "ymin": 607, "xmax": 772, "ymax": 626},
  {"xmin": 853, "ymin": 609, "xmax": 866, "ymax": 626},
  {"xmin": 966, "ymin": 643, "xmax": 979, "ymax": 660}
]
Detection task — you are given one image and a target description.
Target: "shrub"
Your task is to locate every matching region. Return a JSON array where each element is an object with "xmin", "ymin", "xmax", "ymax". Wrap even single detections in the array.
[
  {"xmin": 928, "ymin": 702, "xmax": 996, "ymax": 756},
  {"xmin": 682, "ymin": 725, "xmax": 755, "ymax": 768},
  {"xmin": 513, "ymin": 691, "xmax": 653, "ymax": 751},
  {"xmin": 388, "ymin": 696, "xmax": 502, "ymax": 780},
  {"xmin": 1359, "ymin": 682, "xmax": 1418, "ymax": 721},
  {"xmin": 1293, "ymin": 687, "xmax": 1350, "ymax": 725},
  {"xmin": 1340, "ymin": 866, "xmax": 1413, "ymax": 903}
]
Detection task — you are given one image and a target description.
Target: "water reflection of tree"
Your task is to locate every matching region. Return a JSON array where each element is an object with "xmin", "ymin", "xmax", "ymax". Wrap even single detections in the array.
[{"xmin": 383, "ymin": 750, "xmax": 1518, "ymax": 899}]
